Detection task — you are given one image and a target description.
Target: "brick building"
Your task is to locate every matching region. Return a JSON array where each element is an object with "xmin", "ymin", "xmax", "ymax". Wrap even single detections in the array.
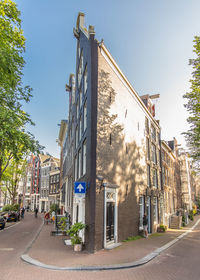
[{"xmin": 62, "ymin": 13, "xmax": 163, "ymax": 252}]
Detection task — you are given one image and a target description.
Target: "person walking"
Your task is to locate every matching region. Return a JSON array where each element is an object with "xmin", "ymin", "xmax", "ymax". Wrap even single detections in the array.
[
  {"xmin": 44, "ymin": 211, "xmax": 50, "ymax": 225},
  {"xmin": 143, "ymin": 213, "xmax": 148, "ymax": 238},
  {"xmin": 34, "ymin": 207, "xmax": 38, "ymax": 218},
  {"xmin": 51, "ymin": 210, "xmax": 55, "ymax": 224},
  {"xmin": 21, "ymin": 207, "xmax": 25, "ymax": 219}
]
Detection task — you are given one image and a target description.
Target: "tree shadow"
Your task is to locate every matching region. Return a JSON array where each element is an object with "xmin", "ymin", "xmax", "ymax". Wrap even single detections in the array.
[{"xmin": 96, "ymin": 69, "xmax": 146, "ymax": 243}]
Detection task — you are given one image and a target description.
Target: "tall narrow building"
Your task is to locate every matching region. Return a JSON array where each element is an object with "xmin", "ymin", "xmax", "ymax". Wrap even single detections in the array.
[{"xmin": 64, "ymin": 13, "xmax": 162, "ymax": 252}]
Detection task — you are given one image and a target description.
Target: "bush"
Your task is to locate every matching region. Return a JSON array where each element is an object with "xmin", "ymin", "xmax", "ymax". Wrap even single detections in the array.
[
  {"xmin": 188, "ymin": 210, "xmax": 194, "ymax": 221},
  {"xmin": 50, "ymin": 203, "xmax": 59, "ymax": 214},
  {"xmin": 2, "ymin": 204, "xmax": 20, "ymax": 212},
  {"xmin": 182, "ymin": 215, "xmax": 186, "ymax": 226},
  {"xmin": 159, "ymin": 224, "xmax": 167, "ymax": 232},
  {"xmin": 13, "ymin": 204, "xmax": 20, "ymax": 211}
]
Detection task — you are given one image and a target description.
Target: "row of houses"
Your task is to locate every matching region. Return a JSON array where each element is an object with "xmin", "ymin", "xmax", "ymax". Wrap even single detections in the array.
[{"xmin": 0, "ymin": 13, "xmax": 199, "ymax": 253}]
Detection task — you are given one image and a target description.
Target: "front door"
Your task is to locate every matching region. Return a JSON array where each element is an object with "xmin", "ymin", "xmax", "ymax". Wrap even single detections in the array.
[{"xmin": 106, "ymin": 202, "xmax": 115, "ymax": 242}]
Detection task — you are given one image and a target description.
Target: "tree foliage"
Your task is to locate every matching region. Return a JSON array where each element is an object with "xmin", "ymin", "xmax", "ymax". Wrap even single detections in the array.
[
  {"xmin": 0, "ymin": 0, "xmax": 42, "ymax": 181},
  {"xmin": 1, "ymin": 157, "xmax": 28, "ymax": 204},
  {"xmin": 183, "ymin": 36, "xmax": 200, "ymax": 171}
]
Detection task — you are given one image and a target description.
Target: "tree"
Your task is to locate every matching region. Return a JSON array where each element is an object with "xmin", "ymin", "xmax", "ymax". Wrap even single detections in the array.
[
  {"xmin": 183, "ymin": 36, "xmax": 200, "ymax": 171},
  {"xmin": 0, "ymin": 0, "xmax": 42, "ymax": 181},
  {"xmin": 1, "ymin": 156, "xmax": 28, "ymax": 205}
]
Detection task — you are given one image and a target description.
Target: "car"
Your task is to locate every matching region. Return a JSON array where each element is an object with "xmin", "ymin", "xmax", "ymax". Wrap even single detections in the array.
[
  {"xmin": 4, "ymin": 211, "xmax": 20, "ymax": 222},
  {"xmin": 0, "ymin": 216, "xmax": 6, "ymax": 229}
]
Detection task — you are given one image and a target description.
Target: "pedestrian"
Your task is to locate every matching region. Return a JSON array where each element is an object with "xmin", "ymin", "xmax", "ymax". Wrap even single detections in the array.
[
  {"xmin": 34, "ymin": 207, "xmax": 38, "ymax": 218},
  {"xmin": 51, "ymin": 210, "xmax": 55, "ymax": 224},
  {"xmin": 44, "ymin": 212, "xmax": 50, "ymax": 225},
  {"xmin": 21, "ymin": 207, "xmax": 25, "ymax": 219},
  {"xmin": 143, "ymin": 213, "xmax": 148, "ymax": 238}
]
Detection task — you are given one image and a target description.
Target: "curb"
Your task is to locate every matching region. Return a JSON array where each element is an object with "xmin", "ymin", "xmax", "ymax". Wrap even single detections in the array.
[{"xmin": 21, "ymin": 218, "xmax": 200, "ymax": 271}]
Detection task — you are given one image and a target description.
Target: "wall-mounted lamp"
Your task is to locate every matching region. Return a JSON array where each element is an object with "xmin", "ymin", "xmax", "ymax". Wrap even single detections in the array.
[{"xmin": 96, "ymin": 175, "xmax": 105, "ymax": 193}]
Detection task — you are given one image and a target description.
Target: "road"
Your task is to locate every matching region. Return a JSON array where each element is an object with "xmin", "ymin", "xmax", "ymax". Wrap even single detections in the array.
[{"xmin": 1, "ymin": 213, "xmax": 200, "ymax": 280}]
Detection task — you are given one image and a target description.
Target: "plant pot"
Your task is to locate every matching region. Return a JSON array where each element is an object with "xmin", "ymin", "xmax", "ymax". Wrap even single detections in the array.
[{"xmin": 74, "ymin": 243, "xmax": 82, "ymax": 252}]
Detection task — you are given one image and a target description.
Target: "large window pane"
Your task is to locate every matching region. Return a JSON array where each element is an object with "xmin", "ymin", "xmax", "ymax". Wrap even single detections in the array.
[
  {"xmin": 83, "ymin": 140, "xmax": 86, "ymax": 175},
  {"xmin": 84, "ymin": 65, "xmax": 88, "ymax": 94},
  {"xmin": 78, "ymin": 149, "xmax": 82, "ymax": 178},
  {"xmin": 83, "ymin": 102, "xmax": 87, "ymax": 132}
]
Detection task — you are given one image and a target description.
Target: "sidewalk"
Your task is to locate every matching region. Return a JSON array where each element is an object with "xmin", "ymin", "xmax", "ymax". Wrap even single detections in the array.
[{"xmin": 21, "ymin": 215, "xmax": 200, "ymax": 271}]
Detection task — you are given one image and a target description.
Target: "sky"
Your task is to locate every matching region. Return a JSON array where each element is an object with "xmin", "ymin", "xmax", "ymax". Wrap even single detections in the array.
[{"xmin": 15, "ymin": 0, "xmax": 200, "ymax": 158}]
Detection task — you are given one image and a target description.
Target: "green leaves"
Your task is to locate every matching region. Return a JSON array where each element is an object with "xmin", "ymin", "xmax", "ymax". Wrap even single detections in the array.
[
  {"xmin": 0, "ymin": 0, "xmax": 43, "ymax": 181},
  {"xmin": 183, "ymin": 36, "xmax": 200, "ymax": 171}
]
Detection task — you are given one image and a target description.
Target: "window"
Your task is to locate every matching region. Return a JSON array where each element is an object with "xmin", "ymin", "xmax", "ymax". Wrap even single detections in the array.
[
  {"xmin": 74, "ymin": 156, "xmax": 78, "ymax": 180},
  {"xmin": 153, "ymin": 168, "xmax": 158, "ymax": 187},
  {"xmin": 76, "ymin": 100, "xmax": 79, "ymax": 119},
  {"xmin": 157, "ymin": 132, "xmax": 160, "ymax": 144},
  {"xmin": 151, "ymin": 126, "xmax": 156, "ymax": 142},
  {"xmin": 151, "ymin": 144, "xmax": 157, "ymax": 164},
  {"xmin": 84, "ymin": 65, "xmax": 88, "ymax": 94},
  {"xmin": 75, "ymin": 126, "xmax": 78, "ymax": 148},
  {"xmin": 79, "ymin": 116, "xmax": 82, "ymax": 142},
  {"xmin": 146, "ymin": 138, "xmax": 150, "ymax": 160},
  {"xmin": 147, "ymin": 165, "xmax": 150, "ymax": 187},
  {"xmin": 79, "ymin": 89, "xmax": 82, "ymax": 108},
  {"xmin": 83, "ymin": 140, "xmax": 86, "ymax": 175},
  {"xmin": 162, "ymin": 167, "xmax": 165, "ymax": 185},
  {"xmin": 78, "ymin": 148, "xmax": 82, "ymax": 178},
  {"xmin": 153, "ymin": 197, "xmax": 158, "ymax": 224},
  {"xmin": 77, "ymin": 42, "xmax": 80, "ymax": 58},
  {"xmin": 83, "ymin": 102, "xmax": 87, "ymax": 132},
  {"xmin": 145, "ymin": 117, "xmax": 149, "ymax": 134},
  {"xmin": 139, "ymin": 196, "xmax": 144, "ymax": 228},
  {"xmin": 78, "ymin": 52, "xmax": 83, "ymax": 87}
]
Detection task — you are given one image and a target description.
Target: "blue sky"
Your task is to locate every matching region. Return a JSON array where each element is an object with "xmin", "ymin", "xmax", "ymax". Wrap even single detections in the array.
[{"xmin": 15, "ymin": 0, "xmax": 200, "ymax": 158}]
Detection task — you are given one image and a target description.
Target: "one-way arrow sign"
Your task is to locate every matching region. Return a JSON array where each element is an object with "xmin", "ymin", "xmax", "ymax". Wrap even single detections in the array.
[{"xmin": 74, "ymin": 182, "xmax": 86, "ymax": 194}]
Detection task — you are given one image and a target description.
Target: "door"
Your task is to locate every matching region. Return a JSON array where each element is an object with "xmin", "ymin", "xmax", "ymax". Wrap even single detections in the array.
[
  {"xmin": 147, "ymin": 196, "xmax": 151, "ymax": 233},
  {"xmin": 106, "ymin": 202, "xmax": 115, "ymax": 242}
]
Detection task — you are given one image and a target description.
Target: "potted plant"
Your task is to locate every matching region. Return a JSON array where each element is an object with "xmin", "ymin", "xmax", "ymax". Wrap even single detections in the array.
[
  {"xmin": 67, "ymin": 222, "xmax": 86, "ymax": 251},
  {"xmin": 157, "ymin": 224, "xmax": 167, "ymax": 232},
  {"xmin": 58, "ymin": 217, "xmax": 68, "ymax": 235}
]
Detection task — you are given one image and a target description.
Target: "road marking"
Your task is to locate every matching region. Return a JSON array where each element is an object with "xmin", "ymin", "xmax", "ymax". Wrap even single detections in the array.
[{"xmin": 0, "ymin": 248, "xmax": 14, "ymax": 251}]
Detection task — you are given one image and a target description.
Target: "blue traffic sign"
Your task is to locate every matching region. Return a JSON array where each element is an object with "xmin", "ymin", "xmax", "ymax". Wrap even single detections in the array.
[{"xmin": 74, "ymin": 182, "xmax": 86, "ymax": 194}]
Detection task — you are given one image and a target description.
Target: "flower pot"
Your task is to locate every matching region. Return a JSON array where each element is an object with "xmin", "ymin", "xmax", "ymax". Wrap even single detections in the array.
[{"xmin": 74, "ymin": 243, "xmax": 82, "ymax": 252}]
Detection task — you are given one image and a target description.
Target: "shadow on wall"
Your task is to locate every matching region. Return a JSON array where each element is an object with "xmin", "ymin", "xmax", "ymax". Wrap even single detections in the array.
[{"xmin": 97, "ymin": 69, "xmax": 145, "ymax": 239}]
